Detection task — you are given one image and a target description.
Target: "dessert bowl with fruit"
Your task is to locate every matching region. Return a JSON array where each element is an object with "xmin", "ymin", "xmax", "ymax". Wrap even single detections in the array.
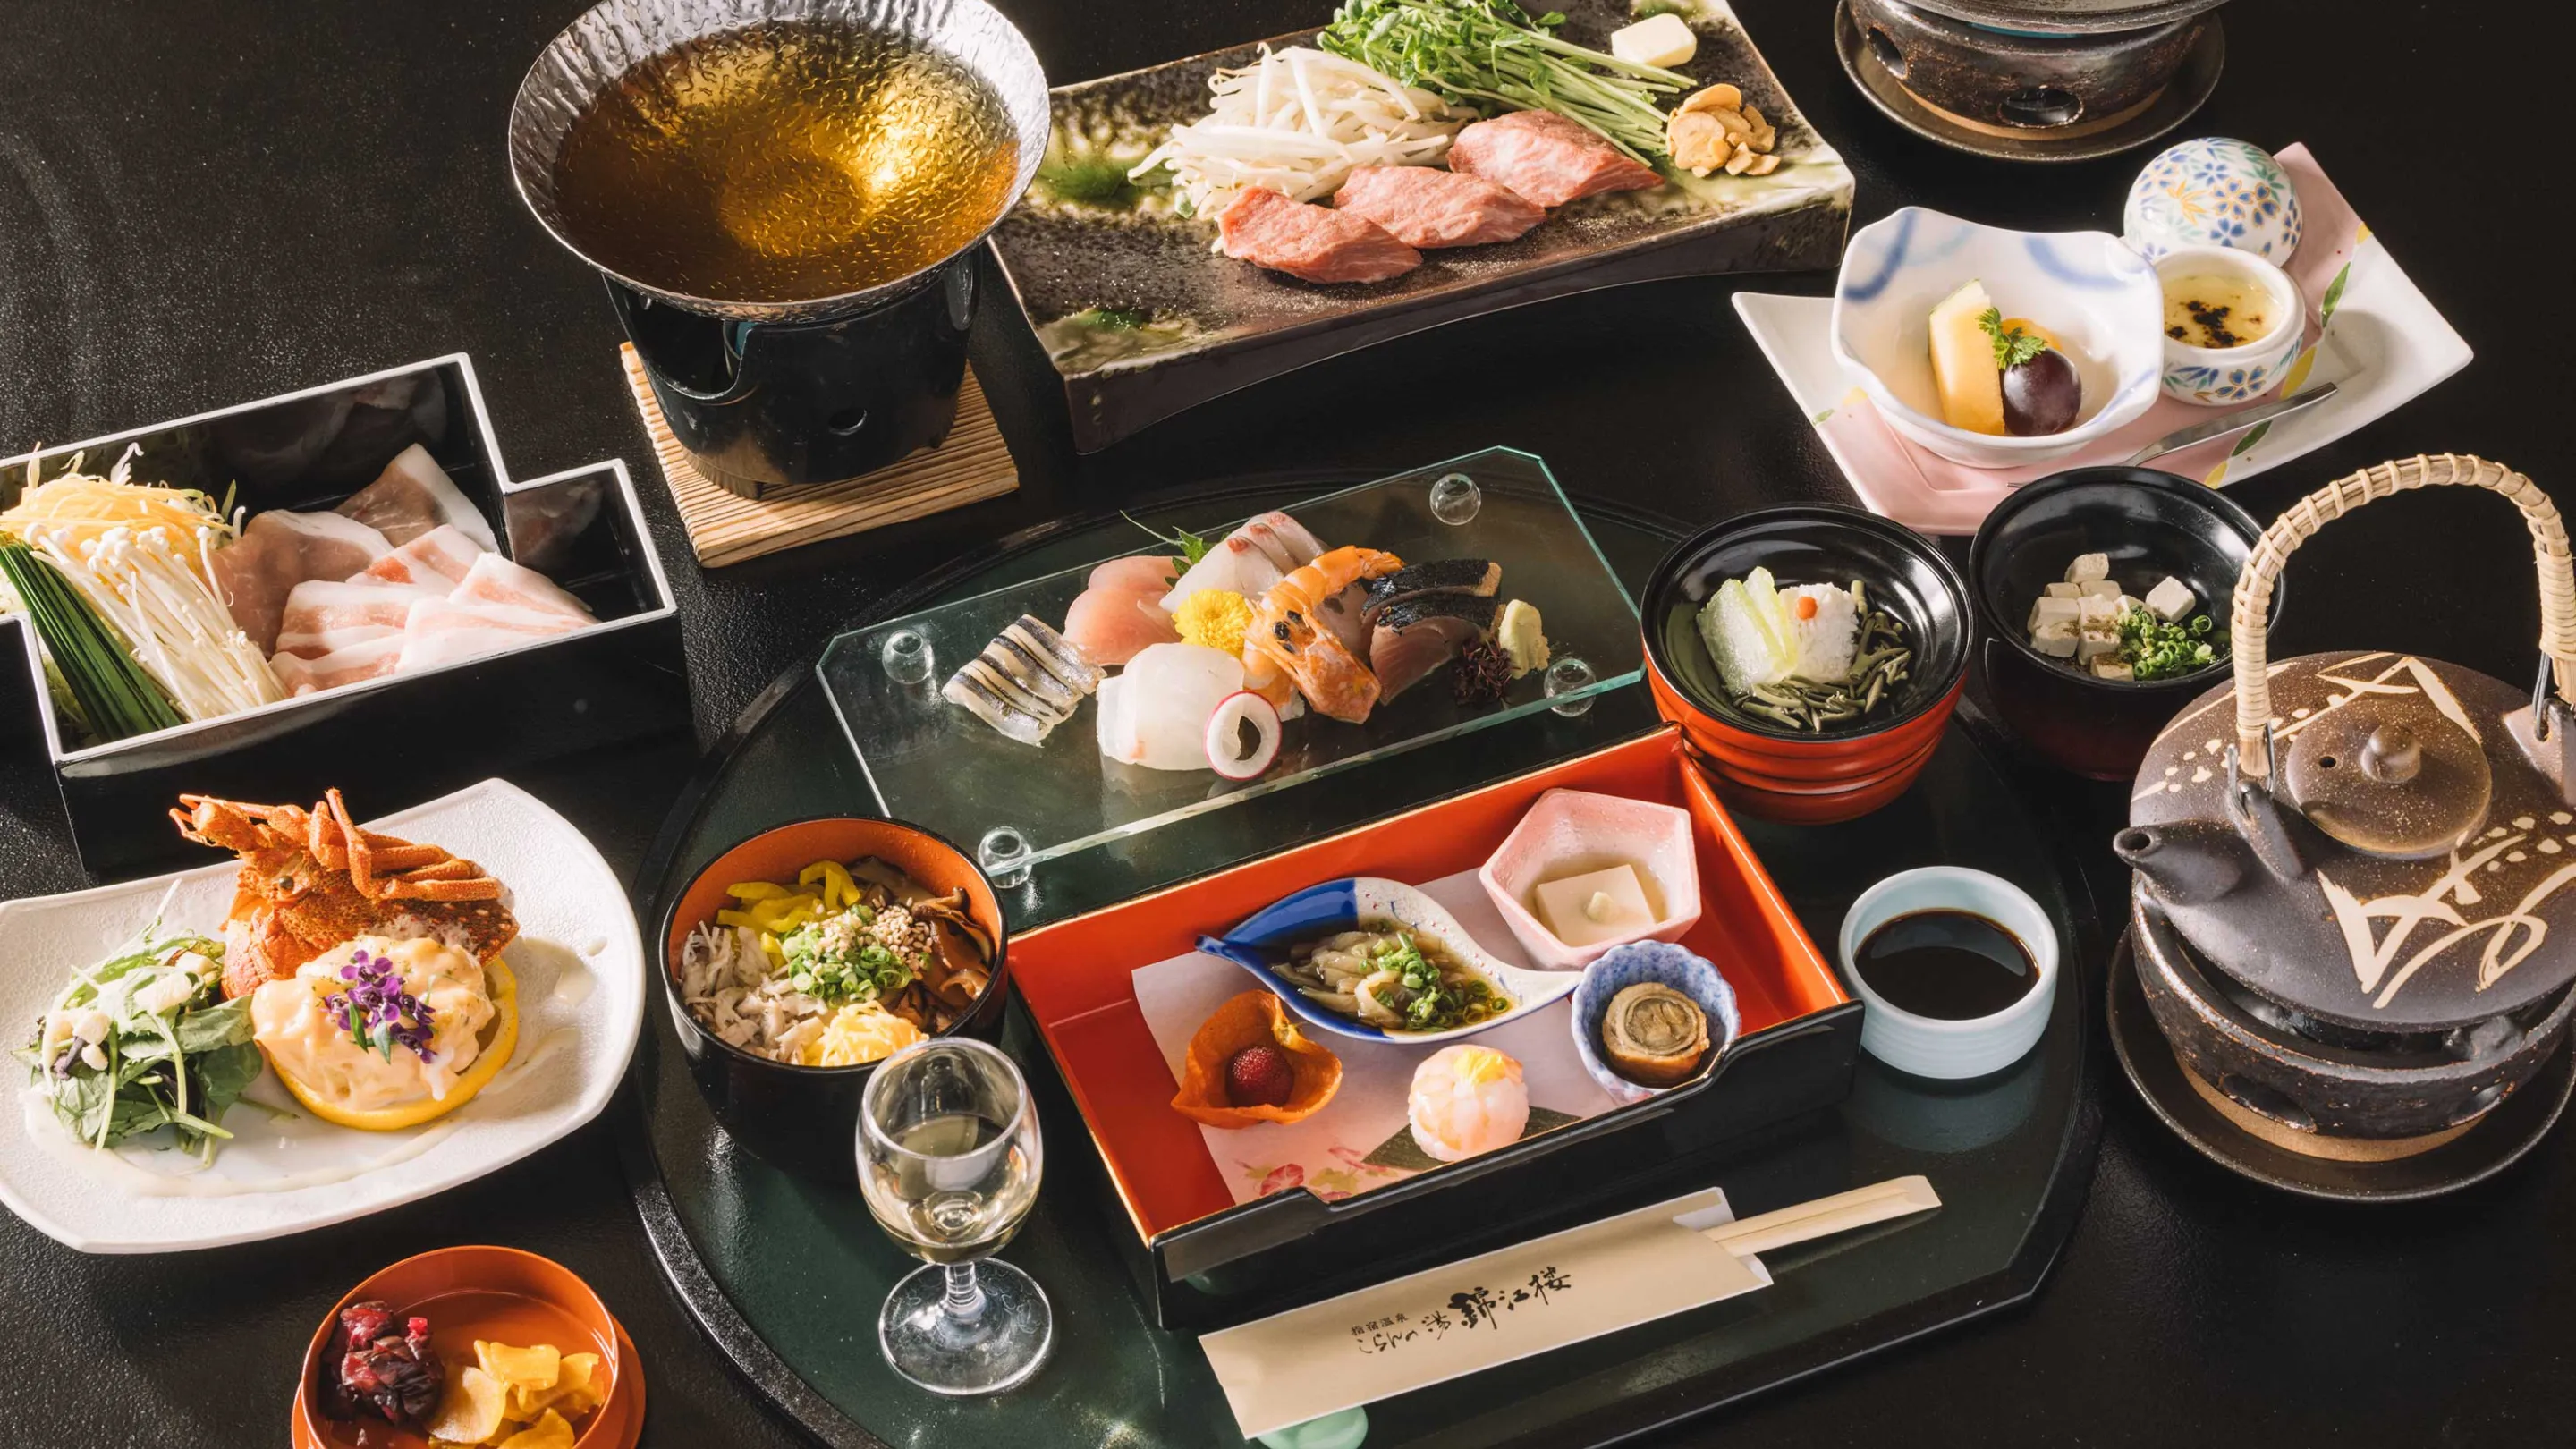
[{"xmin": 1830, "ymin": 208, "xmax": 2164, "ymax": 469}]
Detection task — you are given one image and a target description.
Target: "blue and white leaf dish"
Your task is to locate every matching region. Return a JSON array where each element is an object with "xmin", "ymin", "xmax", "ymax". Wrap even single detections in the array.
[
  {"xmin": 1196, "ymin": 877, "xmax": 1581, "ymax": 1045},
  {"xmin": 2123, "ymin": 137, "xmax": 2303, "ymax": 263},
  {"xmin": 1830, "ymin": 207, "xmax": 2165, "ymax": 470},
  {"xmin": 2152, "ymin": 243, "xmax": 2306, "ymax": 407},
  {"xmin": 1569, "ymin": 941, "xmax": 1741, "ymax": 1106}
]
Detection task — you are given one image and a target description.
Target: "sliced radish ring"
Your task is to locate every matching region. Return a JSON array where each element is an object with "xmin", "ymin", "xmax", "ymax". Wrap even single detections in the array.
[{"xmin": 1205, "ymin": 691, "xmax": 1283, "ymax": 780}]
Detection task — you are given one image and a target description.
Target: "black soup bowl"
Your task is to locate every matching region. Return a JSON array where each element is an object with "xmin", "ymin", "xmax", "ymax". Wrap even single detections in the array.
[
  {"xmin": 1968, "ymin": 466, "xmax": 2277, "ymax": 780},
  {"xmin": 659, "ymin": 816, "xmax": 1010, "ymax": 1181}
]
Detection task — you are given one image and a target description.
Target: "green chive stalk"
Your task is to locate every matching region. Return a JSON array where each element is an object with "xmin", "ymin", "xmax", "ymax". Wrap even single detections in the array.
[{"xmin": 0, "ymin": 539, "xmax": 183, "ymax": 741}]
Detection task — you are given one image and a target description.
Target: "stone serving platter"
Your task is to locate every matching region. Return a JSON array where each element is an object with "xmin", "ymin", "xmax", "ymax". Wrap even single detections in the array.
[{"xmin": 991, "ymin": 0, "xmax": 1854, "ymax": 451}]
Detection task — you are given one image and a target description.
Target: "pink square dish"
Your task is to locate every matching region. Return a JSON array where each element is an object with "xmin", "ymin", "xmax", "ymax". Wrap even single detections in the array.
[{"xmin": 1477, "ymin": 787, "xmax": 1703, "ymax": 970}]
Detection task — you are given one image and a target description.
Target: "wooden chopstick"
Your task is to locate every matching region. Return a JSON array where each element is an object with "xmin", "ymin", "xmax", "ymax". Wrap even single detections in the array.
[{"xmin": 1699, "ymin": 1175, "xmax": 1940, "ymax": 1258}]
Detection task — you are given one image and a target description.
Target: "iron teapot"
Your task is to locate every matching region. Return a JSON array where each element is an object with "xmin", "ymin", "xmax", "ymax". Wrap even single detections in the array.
[{"xmin": 2115, "ymin": 455, "xmax": 2576, "ymax": 1152}]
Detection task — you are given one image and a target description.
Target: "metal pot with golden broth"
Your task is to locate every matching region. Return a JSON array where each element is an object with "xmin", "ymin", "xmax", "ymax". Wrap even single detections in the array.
[
  {"xmin": 2116, "ymin": 456, "xmax": 2576, "ymax": 1154},
  {"xmin": 508, "ymin": 0, "xmax": 1049, "ymax": 496}
]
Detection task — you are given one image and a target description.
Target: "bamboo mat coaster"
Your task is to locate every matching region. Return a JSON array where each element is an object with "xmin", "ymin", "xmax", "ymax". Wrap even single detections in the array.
[{"xmin": 621, "ymin": 343, "xmax": 1019, "ymax": 568}]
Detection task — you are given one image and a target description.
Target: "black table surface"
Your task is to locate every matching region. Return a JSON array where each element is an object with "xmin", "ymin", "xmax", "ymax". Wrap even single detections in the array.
[{"xmin": 4, "ymin": 2, "xmax": 2570, "ymax": 1445}]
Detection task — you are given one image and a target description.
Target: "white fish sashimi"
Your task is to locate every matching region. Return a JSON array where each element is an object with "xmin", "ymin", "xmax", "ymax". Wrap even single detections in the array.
[
  {"xmin": 1098, "ymin": 642, "xmax": 1244, "ymax": 770},
  {"xmin": 1160, "ymin": 512, "xmax": 1325, "ymax": 614}
]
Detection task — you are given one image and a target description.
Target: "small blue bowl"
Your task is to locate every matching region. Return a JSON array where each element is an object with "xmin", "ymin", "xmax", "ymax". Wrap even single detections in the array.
[
  {"xmin": 1196, "ymin": 877, "xmax": 1580, "ymax": 1045},
  {"xmin": 1570, "ymin": 941, "xmax": 1741, "ymax": 1105}
]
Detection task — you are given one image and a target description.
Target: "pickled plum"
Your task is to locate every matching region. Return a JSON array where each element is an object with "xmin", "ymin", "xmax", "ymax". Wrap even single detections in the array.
[
  {"xmin": 324, "ymin": 1299, "xmax": 445, "ymax": 1428},
  {"xmin": 2003, "ymin": 349, "xmax": 2081, "ymax": 436}
]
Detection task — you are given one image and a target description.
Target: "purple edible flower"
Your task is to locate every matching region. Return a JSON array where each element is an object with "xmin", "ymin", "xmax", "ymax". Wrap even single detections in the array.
[{"xmin": 320, "ymin": 947, "xmax": 438, "ymax": 1064}]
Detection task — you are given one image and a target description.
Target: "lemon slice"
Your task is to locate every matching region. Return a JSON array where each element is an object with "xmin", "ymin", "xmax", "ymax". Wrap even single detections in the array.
[{"xmin": 274, "ymin": 957, "xmax": 521, "ymax": 1131}]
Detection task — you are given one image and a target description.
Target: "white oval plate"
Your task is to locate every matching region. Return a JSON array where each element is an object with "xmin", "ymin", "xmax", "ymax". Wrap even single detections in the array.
[{"xmin": 0, "ymin": 779, "xmax": 643, "ymax": 1253}]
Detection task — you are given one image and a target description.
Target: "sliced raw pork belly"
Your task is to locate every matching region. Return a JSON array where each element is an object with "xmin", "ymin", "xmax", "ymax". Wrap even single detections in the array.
[
  {"xmin": 1217, "ymin": 187, "xmax": 1420, "ymax": 285},
  {"xmin": 337, "ymin": 444, "xmax": 499, "ymax": 551},
  {"xmin": 210, "ymin": 510, "xmax": 394, "ymax": 653},
  {"xmin": 275, "ymin": 580, "xmax": 441, "ymax": 658},
  {"xmin": 1334, "ymin": 165, "xmax": 1545, "ymax": 248},
  {"xmin": 272, "ymin": 633, "xmax": 406, "ymax": 696},
  {"xmin": 1446, "ymin": 111, "xmax": 1661, "ymax": 208},
  {"xmin": 1368, "ymin": 593, "xmax": 1498, "ymax": 699},
  {"xmin": 363, "ymin": 523, "xmax": 486, "ymax": 590},
  {"xmin": 452, "ymin": 552, "xmax": 594, "ymax": 623},
  {"xmin": 397, "ymin": 597, "xmax": 586, "ymax": 674}
]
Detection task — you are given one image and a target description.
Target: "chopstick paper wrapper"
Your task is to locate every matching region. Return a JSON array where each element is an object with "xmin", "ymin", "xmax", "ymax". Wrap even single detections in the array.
[{"xmin": 1200, "ymin": 1175, "xmax": 1940, "ymax": 1439}]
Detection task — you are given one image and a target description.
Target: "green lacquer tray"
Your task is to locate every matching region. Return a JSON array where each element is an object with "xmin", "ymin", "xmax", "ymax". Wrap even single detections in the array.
[{"xmin": 623, "ymin": 484, "xmax": 2106, "ymax": 1448}]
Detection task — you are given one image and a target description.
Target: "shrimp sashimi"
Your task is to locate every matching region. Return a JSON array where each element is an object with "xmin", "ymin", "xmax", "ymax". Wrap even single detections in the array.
[{"xmin": 1245, "ymin": 546, "xmax": 1402, "ymax": 724}]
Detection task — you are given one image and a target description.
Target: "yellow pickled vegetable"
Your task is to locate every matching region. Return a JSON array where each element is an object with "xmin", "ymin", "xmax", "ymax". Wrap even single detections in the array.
[
  {"xmin": 725, "ymin": 881, "xmax": 791, "ymax": 902},
  {"xmin": 1174, "ymin": 589, "xmax": 1255, "ymax": 657},
  {"xmin": 799, "ymin": 860, "xmax": 857, "ymax": 911}
]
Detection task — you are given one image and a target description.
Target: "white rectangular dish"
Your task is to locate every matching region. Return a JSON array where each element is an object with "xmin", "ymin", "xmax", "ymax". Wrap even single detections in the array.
[
  {"xmin": 1733, "ymin": 143, "xmax": 2471, "ymax": 535},
  {"xmin": 0, "ymin": 778, "xmax": 643, "ymax": 1252}
]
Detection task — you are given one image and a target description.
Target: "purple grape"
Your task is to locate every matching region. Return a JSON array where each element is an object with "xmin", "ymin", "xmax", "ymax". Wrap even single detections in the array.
[{"xmin": 2003, "ymin": 349, "xmax": 2081, "ymax": 436}]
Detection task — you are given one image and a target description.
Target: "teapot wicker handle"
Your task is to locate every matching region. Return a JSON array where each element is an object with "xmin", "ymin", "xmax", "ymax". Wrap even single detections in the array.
[{"xmin": 2233, "ymin": 454, "xmax": 2576, "ymax": 779}]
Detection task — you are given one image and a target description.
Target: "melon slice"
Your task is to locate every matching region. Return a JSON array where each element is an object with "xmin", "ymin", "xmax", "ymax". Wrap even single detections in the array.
[{"xmin": 1928, "ymin": 280, "xmax": 2007, "ymax": 436}]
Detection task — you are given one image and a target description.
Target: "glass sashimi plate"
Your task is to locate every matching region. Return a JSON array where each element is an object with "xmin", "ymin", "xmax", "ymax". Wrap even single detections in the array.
[{"xmin": 818, "ymin": 448, "xmax": 1641, "ymax": 876}]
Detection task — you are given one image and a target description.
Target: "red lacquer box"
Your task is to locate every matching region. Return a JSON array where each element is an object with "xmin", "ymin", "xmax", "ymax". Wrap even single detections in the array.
[{"xmin": 1012, "ymin": 727, "xmax": 1861, "ymax": 1330}]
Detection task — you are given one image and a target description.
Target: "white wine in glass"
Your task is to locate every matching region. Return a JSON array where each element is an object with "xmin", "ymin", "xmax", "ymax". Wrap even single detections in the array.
[{"xmin": 857, "ymin": 1038, "xmax": 1052, "ymax": 1394}]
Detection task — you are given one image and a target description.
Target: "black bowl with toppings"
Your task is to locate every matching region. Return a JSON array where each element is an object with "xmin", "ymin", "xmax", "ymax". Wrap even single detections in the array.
[
  {"xmin": 657, "ymin": 816, "xmax": 1010, "ymax": 1182},
  {"xmin": 1969, "ymin": 466, "xmax": 2279, "ymax": 779}
]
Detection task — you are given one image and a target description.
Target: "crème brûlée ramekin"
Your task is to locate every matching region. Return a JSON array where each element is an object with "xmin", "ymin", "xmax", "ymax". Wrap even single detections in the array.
[{"xmin": 2153, "ymin": 243, "xmax": 2306, "ymax": 406}]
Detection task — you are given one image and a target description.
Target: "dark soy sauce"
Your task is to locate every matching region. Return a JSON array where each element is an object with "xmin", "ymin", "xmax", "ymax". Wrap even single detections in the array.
[{"xmin": 1855, "ymin": 910, "xmax": 2036, "ymax": 1019}]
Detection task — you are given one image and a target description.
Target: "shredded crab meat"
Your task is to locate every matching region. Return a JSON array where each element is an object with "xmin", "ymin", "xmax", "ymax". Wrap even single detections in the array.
[{"xmin": 1129, "ymin": 45, "xmax": 1462, "ymax": 227}]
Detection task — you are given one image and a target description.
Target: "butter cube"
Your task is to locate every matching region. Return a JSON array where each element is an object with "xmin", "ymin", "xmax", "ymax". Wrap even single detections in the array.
[
  {"xmin": 2066, "ymin": 553, "xmax": 2111, "ymax": 584},
  {"xmin": 2091, "ymin": 658, "xmax": 2134, "ymax": 682},
  {"xmin": 2027, "ymin": 596, "xmax": 2080, "ymax": 631},
  {"xmin": 1533, "ymin": 864, "xmax": 1657, "ymax": 948},
  {"xmin": 2031, "ymin": 620, "xmax": 2080, "ymax": 657},
  {"xmin": 2144, "ymin": 575, "xmax": 2196, "ymax": 623},
  {"xmin": 2044, "ymin": 581, "xmax": 2081, "ymax": 598},
  {"xmin": 1610, "ymin": 13, "xmax": 1698, "ymax": 68}
]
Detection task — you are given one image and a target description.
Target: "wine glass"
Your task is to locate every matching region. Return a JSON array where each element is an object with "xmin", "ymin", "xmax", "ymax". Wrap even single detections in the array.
[{"xmin": 855, "ymin": 1037, "xmax": 1052, "ymax": 1395}]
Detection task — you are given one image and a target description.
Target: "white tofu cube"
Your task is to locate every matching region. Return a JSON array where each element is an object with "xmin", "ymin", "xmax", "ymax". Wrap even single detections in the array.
[
  {"xmin": 2117, "ymin": 595, "xmax": 2146, "ymax": 617},
  {"xmin": 2144, "ymin": 575, "xmax": 2197, "ymax": 623},
  {"xmin": 2031, "ymin": 621, "xmax": 2080, "ymax": 657},
  {"xmin": 2044, "ymin": 581, "xmax": 2081, "ymax": 598},
  {"xmin": 2077, "ymin": 594, "xmax": 2121, "ymax": 625},
  {"xmin": 2080, "ymin": 580, "xmax": 2123, "ymax": 599},
  {"xmin": 2077, "ymin": 632, "xmax": 2121, "ymax": 662},
  {"xmin": 2028, "ymin": 596, "xmax": 2080, "ymax": 631},
  {"xmin": 2067, "ymin": 553, "xmax": 2111, "ymax": 584},
  {"xmin": 2092, "ymin": 658, "xmax": 2134, "ymax": 682},
  {"xmin": 1610, "ymin": 13, "xmax": 1698, "ymax": 68}
]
